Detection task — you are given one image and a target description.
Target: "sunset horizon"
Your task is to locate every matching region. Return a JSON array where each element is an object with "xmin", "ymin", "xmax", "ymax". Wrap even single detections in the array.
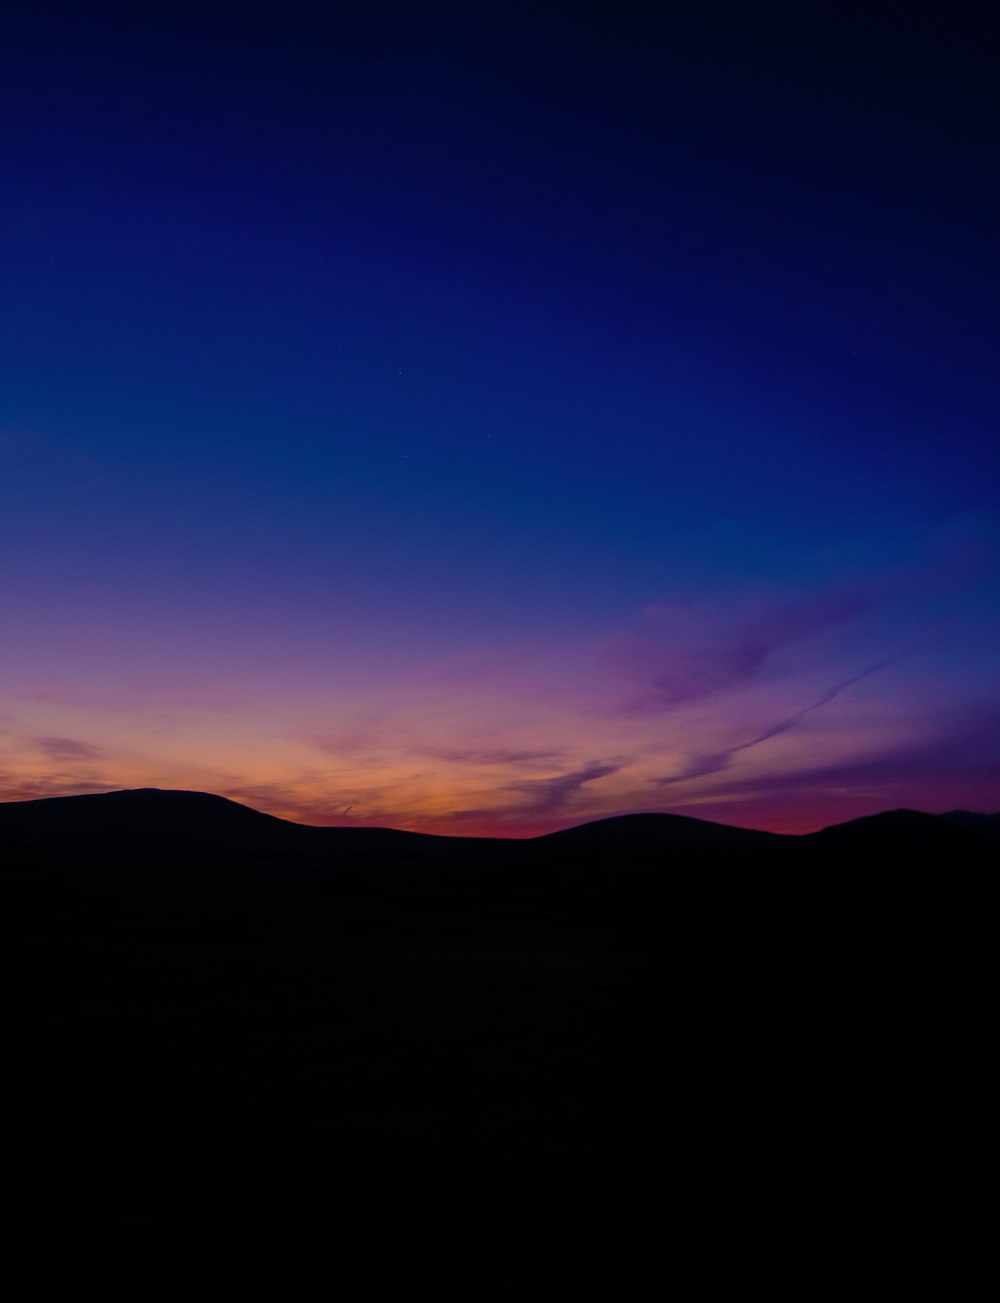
[{"xmin": 4, "ymin": 6, "xmax": 997, "ymax": 833}]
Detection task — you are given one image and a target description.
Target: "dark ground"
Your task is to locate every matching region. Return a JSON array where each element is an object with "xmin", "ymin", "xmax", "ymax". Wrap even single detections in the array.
[{"xmin": 2, "ymin": 791, "xmax": 993, "ymax": 1299}]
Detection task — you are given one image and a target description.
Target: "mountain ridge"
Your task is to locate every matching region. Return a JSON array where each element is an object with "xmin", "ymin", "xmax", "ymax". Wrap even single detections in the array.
[
  {"xmin": 4, "ymin": 787, "xmax": 989, "ymax": 1298},
  {"xmin": 1, "ymin": 785, "xmax": 995, "ymax": 849}
]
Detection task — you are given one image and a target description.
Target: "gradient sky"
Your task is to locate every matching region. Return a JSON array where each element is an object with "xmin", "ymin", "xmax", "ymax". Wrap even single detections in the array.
[{"xmin": 2, "ymin": 2, "xmax": 998, "ymax": 833}]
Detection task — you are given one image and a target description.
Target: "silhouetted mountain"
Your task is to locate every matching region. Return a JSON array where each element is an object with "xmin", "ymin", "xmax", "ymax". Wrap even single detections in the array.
[
  {"xmin": 2, "ymin": 787, "xmax": 991, "ymax": 1299},
  {"xmin": 0, "ymin": 786, "xmax": 435, "ymax": 857},
  {"xmin": 940, "ymin": 808, "xmax": 1000, "ymax": 843},
  {"xmin": 807, "ymin": 805, "xmax": 989, "ymax": 852},
  {"xmin": 5, "ymin": 786, "xmax": 994, "ymax": 858},
  {"xmin": 536, "ymin": 809, "xmax": 787, "ymax": 853}
]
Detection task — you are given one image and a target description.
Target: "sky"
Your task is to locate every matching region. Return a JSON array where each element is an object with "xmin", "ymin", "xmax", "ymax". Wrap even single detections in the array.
[{"xmin": 1, "ymin": 1, "xmax": 998, "ymax": 834}]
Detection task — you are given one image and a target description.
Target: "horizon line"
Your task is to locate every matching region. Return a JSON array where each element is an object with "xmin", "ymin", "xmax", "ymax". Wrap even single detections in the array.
[{"xmin": 1, "ymin": 784, "xmax": 993, "ymax": 842}]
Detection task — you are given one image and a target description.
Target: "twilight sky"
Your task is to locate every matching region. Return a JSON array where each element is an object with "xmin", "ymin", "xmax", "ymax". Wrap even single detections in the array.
[{"xmin": 2, "ymin": 2, "xmax": 998, "ymax": 833}]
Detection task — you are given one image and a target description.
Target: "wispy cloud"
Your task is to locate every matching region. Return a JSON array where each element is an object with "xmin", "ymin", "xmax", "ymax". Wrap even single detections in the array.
[
  {"xmin": 435, "ymin": 760, "xmax": 622, "ymax": 833},
  {"xmin": 422, "ymin": 746, "xmax": 564, "ymax": 768},
  {"xmin": 506, "ymin": 761, "xmax": 620, "ymax": 815},
  {"xmin": 219, "ymin": 780, "xmax": 394, "ymax": 827},
  {"xmin": 607, "ymin": 589, "xmax": 869, "ymax": 713},
  {"xmin": 605, "ymin": 524, "xmax": 997, "ymax": 721},
  {"xmin": 32, "ymin": 736, "xmax": 104, "ymax": 762},
  {"xmin": 0, "ymin": 773, "xmax": 114, "ymax": 803},
  {"xmin": 723, "ymin": 702, "xmax": 1000, "ymax": 794},
  {"xmin": 658, "ymin": 701, "xmax": 1000, "ymax": 831},
  {"xmin": 656, "ymin": 653, "xmax": 907, "ymax": 785},
  {"xmin": 15, "ymin": 677, "xmax": 247, "ymax": 714}
]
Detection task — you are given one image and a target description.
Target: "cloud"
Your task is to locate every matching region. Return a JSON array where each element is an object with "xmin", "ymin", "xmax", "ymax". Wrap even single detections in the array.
[
  {"xmin": 656, "ymin": 750, "xmax": 734, "ymax": 785},
  {"xmin": 506, "ymin": 761, "xmax": 620, "ymax": 816},
  {"xmin": 310, "ymin": 730, "xmax": 388, "ymax": 758},
  {"xmin": 728, "ymin": 704, "xmax": 1000, "ymax": 795},
  {"xmin": 658, "ymin": 701, "xmax": 1000, "ymax": 830},
  {"xmin": 32, "ymin": 736, "xmax": 104, "ymax": 762},
  {"xmin": 439, "ymin": 761, "xmax": 622, "ymax": 832},
  {"xmin": 608, "ymin": 589, "xmax": 869, "ymax": 713},
  {"xmin": 656, "ymin": 653, "xmax": 907, "ymax": 785},
  {"xmin": 0, "ymin": 773, "xmax": 114, "ymax": 803},
  {"xmin": 605, "ymin": 524, "xmax": 998, "ymax": 720},
  {"xmin": 219, "ymin": 781, "xmax": 394, "ymax": 827},
  {"xmin": 1, "ymin": 736, "xmax": 110, "ymax": 804},
  {"xmin": 15, "ymin": 678, "xmax": 246, "ymax": 714},
  {"xmin": 422, "ymin": 746, "xmax": 564, "ymax": 767}
]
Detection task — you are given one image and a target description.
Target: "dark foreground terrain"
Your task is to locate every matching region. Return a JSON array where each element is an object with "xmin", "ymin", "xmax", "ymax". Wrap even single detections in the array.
[{"xmin": 2, "ymin": 790, "xmax": 994, "ymax": 1299}]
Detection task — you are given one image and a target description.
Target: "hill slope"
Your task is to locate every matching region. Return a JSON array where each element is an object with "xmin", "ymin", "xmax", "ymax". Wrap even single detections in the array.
[{"xmin": 2, "ymin": 787, "xmax": 991, "ymax": 1299}]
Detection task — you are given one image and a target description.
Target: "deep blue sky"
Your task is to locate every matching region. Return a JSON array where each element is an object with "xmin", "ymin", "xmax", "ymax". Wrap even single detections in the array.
[{"xmin": 2, "ymin": 2, "xmax": 998, "ymax": 830}]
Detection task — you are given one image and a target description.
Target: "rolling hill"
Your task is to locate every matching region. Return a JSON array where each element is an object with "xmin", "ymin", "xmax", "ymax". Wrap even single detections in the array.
[{"xmin": 2, "ymin": 788, "xmax": 992, "ymax": 1299}]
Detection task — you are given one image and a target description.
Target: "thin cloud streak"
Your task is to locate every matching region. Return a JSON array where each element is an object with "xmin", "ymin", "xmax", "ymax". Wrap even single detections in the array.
[
  {"xmin": 32, "ymin": 736, "xmax": 104, "ymax": 762},
  {"xmin": 422, "ymin": 746, "xmax": 565, "ymax": 768},
  {"xmin": 608, "ymin": 589, "xmax": 870, "ymax": 714},
  {"xmin": 506, "ymin": 762, "xmax": 620, "ymax": 815},
  {"xmin": 15, "ymin": 678, "xmax": 247, "ymax": 714},
  {"xmin": 657, "ymin": 653, "xmax": 907, "ymax": 786},
  {"xmin": 432, "ymin": 761, "xmax": 622, "ymax": 834},
  {"xmin": 0, "ymin": 773, "xmax": 114, "ymax": 803}
]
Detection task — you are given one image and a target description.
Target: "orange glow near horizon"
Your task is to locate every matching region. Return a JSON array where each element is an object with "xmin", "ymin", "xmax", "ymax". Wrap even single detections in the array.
[{"xmin": 2, "ymin": 665, "xmax": 994, "ymax": 836}]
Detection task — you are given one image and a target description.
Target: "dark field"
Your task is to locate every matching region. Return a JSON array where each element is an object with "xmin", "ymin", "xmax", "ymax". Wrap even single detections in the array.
[{"xmin": 3, "ymin": 791, "xmax": 993, "ymax": 1299}]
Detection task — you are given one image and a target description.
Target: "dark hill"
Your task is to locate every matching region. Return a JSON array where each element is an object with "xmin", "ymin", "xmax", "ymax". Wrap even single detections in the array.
[
  {"xmin": 4, "ymin": 787, "xmax": 995, "ymax": 857},
  {"xmin": 1, "ymin": 788, "xmax": 790, "ymax": 857},
  {"xmin": 805, "ymin": 806, "xmax": 998, "ymax": 864},
  {"xmin": 1, "ymin": 787, "xmax": 993, "ymax": 944},
  {"xmin": 940, "ymin": 809, "xmax": 1000, "ymax": 843},
  {"xmin": 0, "ymin": 786, "xmax": 288, "ymax": 842},
  {"xmin": 538, "ymin": 809, "xmax": 787, "ymax": 853},
  {"xmin": 2, "ymin": 787, "xmax": 991, "ymax": 1299},
  {"xmin": 0, "ymin": 786, "xmax": 441, "ymax": 858}
]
